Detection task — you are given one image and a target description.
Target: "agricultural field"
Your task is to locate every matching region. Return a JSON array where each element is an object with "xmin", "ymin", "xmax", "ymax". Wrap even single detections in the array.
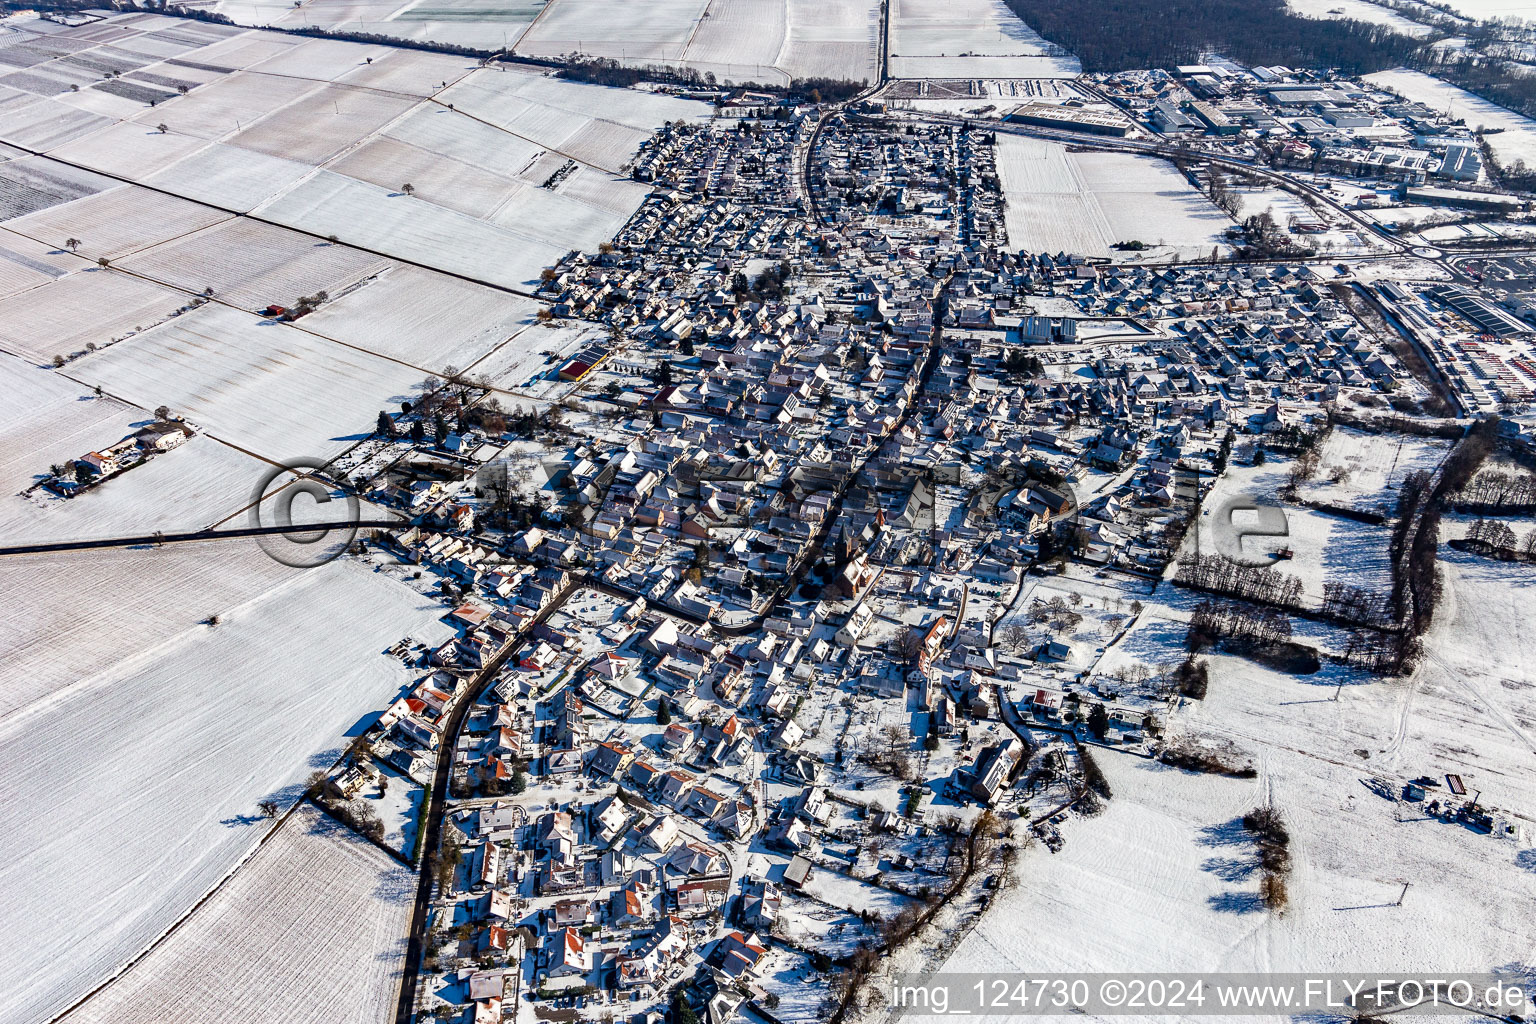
[
  {"xmin": 887, "ymin": 0, "xmax": 1080, "ymax": 80},
  {"xmin": 0, "ymin": 354, "xmax": 267, "ymax": 546},
  {"xmin": 0, "ymin": 559, "xmax": 455, "ymax": 1024},
  {"xmin": 4, "ymin": 184, "xmax": 232, "ymax": 261},
  {"xmin": 513, "ymin": 0, "xmax": 711, "ymax": 64},
  {"xmin": 1284, "ymin": 0, "xmax": 1437, "ymax": 37},
  {"xmin": 0, "ymin": 263, "xmax": 191, "ymax": 364},
  {"xmin": 295, "ymin": 263, "xmax": 545, "ymax": 371},
  {"xmin": 116, "ymin": 218, "xmax": 392, "ymax": 312},
  {"xmin": 995, "ymin": 135, "xmax": 1233, "ymax": 260},
  {"xmin": 0, "ymin": 18, "xmax": 713, "ymax": 295},
  {"xmin": 920, "ymin": 701, "xmax": 1535, "ymax": 1014},
  {"xmin": 1365, "ymin": 69, "xmax": 1536, "ymax": 168},
  {"xmin": 216, "ymin": 0, "xmax": 546, "ymax": 51},
  {"xmin": 63, "ymin": 803, "xmax": 416, "ymax": 1024},
  {"xmin": 67, "ymin": 302, "xmax": 432, "ymax": 461}
]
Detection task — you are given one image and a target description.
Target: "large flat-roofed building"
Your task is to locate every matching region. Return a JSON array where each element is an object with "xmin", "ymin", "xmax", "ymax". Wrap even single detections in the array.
[
  {"xmin": 1189, "ymin": 100, "xmax": 1240, "ymax": 136},
  {"xmin": 1150, "ymin": 99, "xmax": 1199, "ymax": 133},
  {"xmin": 1005, "ymin": 102, "xmax": 1133, "ymax": 137},
  {"xmin": 1406, "ymin": 185, "xmax": 1527, "ymax": 213}
]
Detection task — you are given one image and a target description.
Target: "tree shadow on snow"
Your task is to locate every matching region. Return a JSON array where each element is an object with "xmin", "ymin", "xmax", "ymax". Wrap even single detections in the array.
[
  {"xmin": 1196, "ymin": 816, "xmax": 1251, "ymax": 848},
  {"xmin": 1200, "ymin": 855, "xmax": 1258, "ymax": 882},
  {"xmin": 1206, "ymin": 890, "xmax": 1266, "ymax": 914}
]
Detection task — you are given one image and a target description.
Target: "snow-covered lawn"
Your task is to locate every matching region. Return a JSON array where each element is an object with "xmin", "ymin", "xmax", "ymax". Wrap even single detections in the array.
[
  {"xmin": 0, "ymin": 560, "xmax": 453, "ymax": 1024},
  {"xmin": 63, "ymin": 803, "xmax": 416, "ymax": 1024}
]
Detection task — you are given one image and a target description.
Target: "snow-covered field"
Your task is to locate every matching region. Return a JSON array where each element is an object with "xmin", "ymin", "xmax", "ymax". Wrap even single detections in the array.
[
  {"xmin": 0, "ymin": 560, "xmax": 453, "ymax": 1024},
  {"xmin": 68, "ymin": 302, "xmax": 432, "ymax": 461},
  {"xmin": 1365, "ymin": 69, "xmax": 1536, "ymax": 168},
  {"xmin": 888, "ymin": 0, "xmax": 1080, "ymax": 80},
  {"xmin": 996, "ymin": 136, "xmax": 1233, "ymax": 260},
  {"xmin": 916, "ymin": 645, "xmax": 1536, "ymax": 1021},
  {"xmin": 0, "ymin": 265, "xmax": 190, "ymax": 364},
  {"xmin": 0, "ymin": 18, "xmax": 713, "ymax": 296},
  {"xmin": 1285, "ymin": 0, "xmax": 1437, "ymax": 37},
  {"xmin": 63, "ymin": 803, "xmax": 416, "ymax": 1024},
  {"xmin": 296, "ymin": 264, "xmax": 545, "ymax": 372},
  {"xmin": 514, "ymin": 0, "xmax": 711, "ymax": 63}
]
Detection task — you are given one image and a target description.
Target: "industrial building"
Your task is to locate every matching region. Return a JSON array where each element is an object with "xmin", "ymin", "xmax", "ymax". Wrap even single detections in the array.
[{"xmin": 1005, "ymin": 102, "xmax": 1133, "ymax": 137}]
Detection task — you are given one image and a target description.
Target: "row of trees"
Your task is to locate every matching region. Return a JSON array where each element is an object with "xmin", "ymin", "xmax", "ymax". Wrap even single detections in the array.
[
  {"xmin": 1320, "ymin": 581, "xmax": 1392, "ymax": 628},
  {"xmin": 1177, "ymin": 553, "xmax": 1305, "ymax": 609},
  {"xmin": 1186, "ymin": 597, "xmax": 1294, "ymax": 651},
  {"xmin": 1453, "ymin": 467, "xmax": 1536, "ymax": 511},
  {"xmin": 1465, "ymin": 517, "xmax": 1536, "ymax": 558},
  {"xmin": 1000, "ymin": 0, "xmax": 1428, "ymax": 75}
]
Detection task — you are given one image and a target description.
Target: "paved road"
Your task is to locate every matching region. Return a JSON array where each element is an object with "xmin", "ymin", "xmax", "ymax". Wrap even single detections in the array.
[{"xmin": 393, "ymin": 579, "xmax": 578, "ymax": 1024}]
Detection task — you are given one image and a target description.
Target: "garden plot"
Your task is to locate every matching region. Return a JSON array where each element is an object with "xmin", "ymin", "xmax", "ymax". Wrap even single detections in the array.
[
  {"xmin": 70, "ymin": 302, "xmax": 431, "ymax": 459},
  {"xmin": 514, "ymin": 0, "xmax": 712, "ymax": 62},
  {"xmin": 888, "ymin": 0, "xmax": 1079, "ymax": 80},
  {"xmin": 0, "ymin": 560, "xmax": 453, "ymax": 1024},
  {"xmin": 252, "ymin": 169, "xmax": 568, "ymax": 291},
  {"xmin": 4, "ymin": 184, "xmax": 231, "ymax": 261},
  {"xmin": 64, "ymin": 803, "xmax": 415, "ymax": 1024},
  {"xmin": 1366, "ymin": 68, "xmax": 1536, "ymax": 168},
  {"xmin": 0, "ymin": 266, "xmax": 189, "ymax": 363},
  {"xmin": 119, "ymin": 218, "xmax": 391, "ymax": 311},
  {"xmin": 297, "ymin": 264, "xmax": 544, "ymax": 370},
  {"xmin": 227, "ymin": 83, "xmax": 417, "ymax": 166},
  {"xmin": 0, "ymin": 152, "xmax": 116, "ymax": 220}
]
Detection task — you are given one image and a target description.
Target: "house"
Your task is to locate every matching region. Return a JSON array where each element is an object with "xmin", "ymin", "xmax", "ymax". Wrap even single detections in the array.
[
  {"xmin": 637, "ymin": 813, "xmax": 680, "ymax": 854},
  {"xmin": 768, "ymin": 718, "xmax": 804, "ymax": 750},
  {"xmin": 835, "ymin": 603, "xmax": 875, "ymax": 646},
  {"xmin": 591, "ymin": 795, "xmax": 629, "ymax": 841},
  {"xmin": 741, "ymin": 880, "xmax": 781, "ymax": 931},
  {"xmin": 546, "ymin": 928, "xmax": 591, "ymax": 978},
  {"xmin": 588, "ymin": 741, "xmax": 635, "ymax": 779},
  {"xmin": 660, "ymin": 722, "xmax": 696, "ymax": 758},
  {"xmin": 708, "ymin": 931, "xmax": 767, "ymax": 981},
  {"xmin": 668, "ymin": 839, "xmax": 727, "ymax": 876},
  {"xmin": 552, "ymin": 898, "xmax": 593, "ymax": 927},
  {"xmin": 783, "ymin": 854, "xmax": 814, "ymax": 889}
]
